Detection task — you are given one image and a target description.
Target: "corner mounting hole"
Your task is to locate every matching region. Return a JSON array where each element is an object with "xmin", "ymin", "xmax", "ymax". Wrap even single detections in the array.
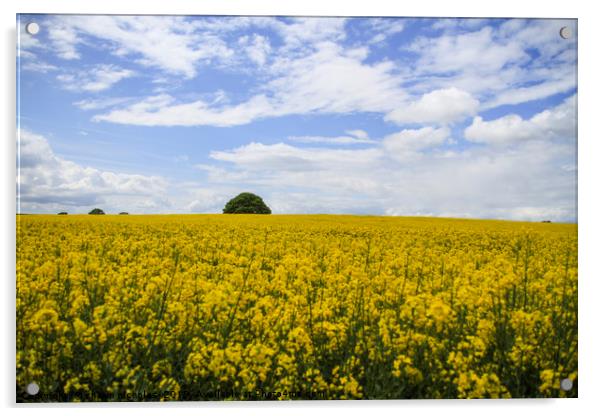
[
  {"xmin": 559, "ymin": 26, "xmax": 572, "ymax": 39},
  {"xmin": 560, "ymin": 378, "xmax": 573, "ymax": 391},
  {"xmin": 25, "ymin": 22, "xmax": 40, "ymax": 35},
  {"xmin": 26, "ymin": 382, "xmax": 40, "ymax": 395}
]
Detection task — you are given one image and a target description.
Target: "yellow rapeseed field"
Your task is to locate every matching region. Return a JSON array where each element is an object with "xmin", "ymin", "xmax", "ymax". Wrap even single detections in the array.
[{"xmin": 16, "ymin": 214, "xmax": 577, "ymax": 401}]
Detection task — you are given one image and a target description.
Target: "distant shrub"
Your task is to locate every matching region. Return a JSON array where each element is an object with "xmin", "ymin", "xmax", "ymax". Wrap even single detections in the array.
[
  {"xmin": 119, "ymin": 212, "xmax": 129, "ymax": 215},
  {"xmin": 58, "ymin": 212, "xmax": 68, "ymax": 215},
  {"xmin": 88, "ymin": 208, "xmax": 105, "ymax": 215}
]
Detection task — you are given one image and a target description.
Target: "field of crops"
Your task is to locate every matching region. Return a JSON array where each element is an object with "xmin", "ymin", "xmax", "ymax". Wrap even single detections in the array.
[{"xmin": 16, "ymin": 214, "xmax": 577, "ymax": 401}]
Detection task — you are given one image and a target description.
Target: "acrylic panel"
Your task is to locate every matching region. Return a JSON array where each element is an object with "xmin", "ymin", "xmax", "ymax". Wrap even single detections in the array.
[{"xmin": 16, "ymin": 14, "xmax": 577, "ymax": 402}]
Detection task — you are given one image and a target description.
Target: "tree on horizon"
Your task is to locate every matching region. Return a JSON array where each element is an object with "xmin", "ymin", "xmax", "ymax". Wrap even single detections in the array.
[{"xmin": 223, "ymin": 193, "xmax": 271, "ymax": 214}]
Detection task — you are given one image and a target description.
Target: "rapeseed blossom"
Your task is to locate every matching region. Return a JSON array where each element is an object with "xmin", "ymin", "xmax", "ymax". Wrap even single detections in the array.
[{"xmin": 16, "ymin": 214, "xmax": 577, "ymax": 400}]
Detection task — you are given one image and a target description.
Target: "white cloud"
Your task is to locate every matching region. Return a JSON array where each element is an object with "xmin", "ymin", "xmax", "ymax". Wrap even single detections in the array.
[
  {"xmin": 406, "ymin": 20, "xmax": 577, "ymax": 109},
  {"xmin": 500, "ymin": 206, "xmax": 574, "ymax": 222},
  {"xmin": 192, "ymin": 94, "xmax": 575, "ymax": 221},
  {"xmin": 346, "ymin": 129, "xmax": 369, "ymax": 139},
  {"xmin": 363, "ymin": 18, "xmax": 405, "ymax": 44},
  {"xmin": 431, "ymin": 18, "xmax": 488, "ymax": 31},
  {"xmin": 288, "ymin": 134, "xmax": 375, "ymax": 145},
  {"xmin": 189, "ymin": 16, "xmax": 347, "ymax": 53},
  {"xmin": 93, "ymin": 93, "xmax": 274, "ymax": 127},
  {"xmin": 266, "ymin": 42, "xmax": 405, "ymax": 115},
  {"xmin": 19, "ymin": 22, "xmax": 44, "ymax": 51},
  {"xmin": 274, "ymin": 17, "xmax": 347, "ymax": 51},
  {"xmin": 32, "ymin": 16, "xmax": 577, "ymax": 121},
  {"xmin": 465, "ymin": 95, "xmax": 576, "ymax": 145},
  {"xmin": 48, "ymin": 15, "xmax": 235, "ymax": 78},
  {"xmin": 466, "ymin": 114, "xmax": 536, "ymax": 145},
  {"xmin": 18, "ymin": 115, "xmax": 576, "ymax": 221},
  {"xmin": 17, "ymin": 129, "xmax": 168, "ymax": 213},
  {"xmin": 53, "ymin": 17, "xmax": 575, "ymax": 127},
  {"xmin": 47, "ymin": 20, "xmax": 81, "ymax": 60},
  {"xmin": 199, "ymin": 132, "xmax": 575, "ymax": 221},
  {"xmin": 94, "ymin": 42, "xmax": 408, "ymax": 126},
  {"xmin": 18, "ymin": 17, "xmax": 578, "ymax": 222},
  {"xmin": 498, "ymin": 19, "xmax": 577, "ymax": 63},
  {"xmin": 385, "ymin": 88, "xmax": 479, "ymax": 125},
  {"xmin": 238, "ymin": 34, "xmax": 272, "ymax": 66},
  {"xmin": 410, "ymin": 27, "xmax": 528, "ymax": 75},
  {"xmin": 74, "ymin": 97, "xmax": 133, "ymax": 111},
  {"xmin": 210, "ymin": 142, "xmax": 382, "ymax": 173},
  {"xmin": 482, "ymin": 76, "xmax": 576, "ymax": 109},
  {"xmin": 22, "ymin": 60, "xmax": 58, "ymax": 73},
  {"xmin": 57, "ymin": 64, "xmax": 135, "ymax": 92},
  {"xmin": 18, "ymin": 35, "xmax": 58, "ymax": 73},
  {"xmin": 184, "ymin": 188, "xmax": 231, "ymax": 213},
  {"xmin": 383, "ymin": 127, "xmax": 450, "ymax": 158}
]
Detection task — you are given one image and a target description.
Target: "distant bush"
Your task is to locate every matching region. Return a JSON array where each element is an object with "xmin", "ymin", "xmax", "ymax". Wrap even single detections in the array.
[
  {"xmin": 119, "ymin": 212, "xmax": 129, "ymax": 215},
  {"xmin": 88, "ymin": 208, "xmax": 105, "ymax": 215},
  {"xmin": 223, "ymin": 192, "xmax": 271, "ymax": 214},
  {"xmin": 58, "ymin": 212, "xmax": 68, "ymax": 215}
]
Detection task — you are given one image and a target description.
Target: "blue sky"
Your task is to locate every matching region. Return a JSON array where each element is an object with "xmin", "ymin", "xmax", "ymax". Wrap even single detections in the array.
[{"xmin": 17, "ymin": 15, "xmax": 577, "ymax": 221}]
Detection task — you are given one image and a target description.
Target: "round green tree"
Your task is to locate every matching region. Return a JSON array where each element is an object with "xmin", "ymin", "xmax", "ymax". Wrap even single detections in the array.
[
  {"xmin": 223, "ymin": 192, "xmax": 271, "ymax": 214},
  {"xmin": 88, "ymin": 208, "xmax": 105, "ymax": 215}
]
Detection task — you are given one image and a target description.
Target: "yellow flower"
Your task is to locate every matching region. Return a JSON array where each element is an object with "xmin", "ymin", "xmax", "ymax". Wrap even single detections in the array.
[{"xmin": 16, "ymin": 214, "xmax": 577, "ymax": 400}]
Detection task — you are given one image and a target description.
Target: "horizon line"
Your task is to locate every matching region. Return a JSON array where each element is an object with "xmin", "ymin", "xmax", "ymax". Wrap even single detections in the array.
[{"xmin": 15, "ymin": 212, "xmax": 578, "ymax": 224}]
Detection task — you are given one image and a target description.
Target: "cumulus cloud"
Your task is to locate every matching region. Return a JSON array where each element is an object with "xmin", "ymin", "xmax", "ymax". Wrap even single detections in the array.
[
  {"xmin": 385, "ymin": 88, "xmax": 479, "ymax": 125},
  {"xmin": 44, "ymin": 16, "xmax": 346, "ymax": 80},
  {"xmin": 406, "ymin": 20, "xmax": 577, "ymax": 108},
  {"xmin": 17, "ymin": 129, "xmax": 168, "ymax": 213},
  {"xmin": 184, "ymin": 188, "xmax": 232, "ymax": 213},
  {"xmin": 266, "ymin": 42, "xmax": 405, "ymax": 115},
  {"xmin": 204, "ymin": 142, "xmax": 575, "ymax": 220},
  {"xmin": 55, "ymin": 17, "xmax": 575, "ymax": 128},
  {"xmin": 410, "ymin": 26, "xmax": 528, "ymax": 75},
  {"xmin": 94, "ymin": 42, "xmax": 408, "ymax": 126},
  {"xmin": 19, "ymin": 17, "xmax": 577, "ymax": 221},
  {"xmin": 91, "ymin": 62, "xmax": 477, "ymax": 128},
  {"xmin": 196, "ymin": 107, "xmax": 575, "ymax": 221},
  {"xmin": 27, "ymin": 16, "xmax": 577, "ymax": 126},
  {"xmin": 465, "ymin": 95, "xmax": 576, "ymax": 145},
  {"xmin": 18, "ymin": 113, "xmax": 576, "ymax": 221},
  {"xmin": 383, "ymin": 127, "xmax": 450, "ymax": 161}
]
